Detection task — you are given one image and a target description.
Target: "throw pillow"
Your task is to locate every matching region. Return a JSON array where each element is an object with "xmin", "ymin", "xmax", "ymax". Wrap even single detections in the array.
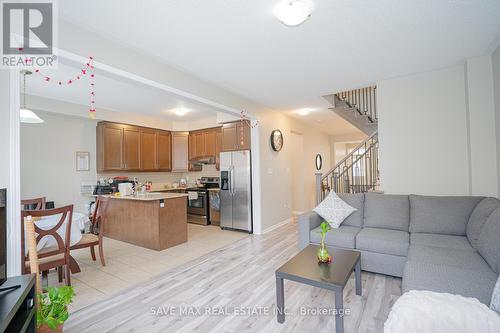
[
  {"xmin": 313, "ymin": 191, "xmax": 356, "ymax": 228},
  {"xmin": 491, "ymin": 275, "xmax": 500, "ymax": 314}
]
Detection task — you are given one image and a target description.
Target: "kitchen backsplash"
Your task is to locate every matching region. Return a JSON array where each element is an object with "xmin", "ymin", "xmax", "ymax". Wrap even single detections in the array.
[{"xmin": 97, "ymin": 164, "xmax": 220, "ymax": 186}]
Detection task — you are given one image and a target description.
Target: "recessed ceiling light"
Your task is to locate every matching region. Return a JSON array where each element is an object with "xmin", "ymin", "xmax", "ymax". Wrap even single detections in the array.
[
  {"xmin": 297, "ymin": 108, "xmax": 314, "ymax": 116},
  {"xmin": 173, "ymin": 108, "xmax": 189, "ymax": 116},
  {"xmin": 274, "ymin": 0, "xmax": 312, "ymax": 27}
]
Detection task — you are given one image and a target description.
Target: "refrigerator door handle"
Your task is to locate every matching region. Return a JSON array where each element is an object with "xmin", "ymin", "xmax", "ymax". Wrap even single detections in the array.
[{"xmin": 230, "ymin": 166, "xmax": 235, "ymax": 194}]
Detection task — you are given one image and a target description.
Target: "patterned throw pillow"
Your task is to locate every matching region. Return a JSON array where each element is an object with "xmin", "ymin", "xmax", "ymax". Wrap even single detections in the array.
[
  {"xmin": 491, "ymin": 275, "xmax": 500, "ymax": 314},
  {"xmin": 313, "ymin": 192, "xmax": 357, "ymax": 228}
]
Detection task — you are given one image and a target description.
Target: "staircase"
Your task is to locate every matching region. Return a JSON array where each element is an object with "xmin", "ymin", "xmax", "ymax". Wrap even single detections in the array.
[
  {"xmin": 316, "ymin": 132, "xmax": 379, "ymax": 203},
  {"xmin": 323, "ymin": 86, "xmax": 378, "ymax": 136}
]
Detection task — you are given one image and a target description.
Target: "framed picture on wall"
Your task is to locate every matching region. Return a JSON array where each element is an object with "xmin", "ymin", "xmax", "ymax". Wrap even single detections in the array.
[{"xmin": 76, "ymin": 152, "xmax": 90, "ymax": 171}]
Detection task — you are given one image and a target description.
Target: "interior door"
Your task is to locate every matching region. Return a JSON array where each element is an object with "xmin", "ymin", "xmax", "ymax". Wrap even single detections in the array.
[
  {"xmin": 219, "ymin": 152, "xmax": 232, "ymax": 229},
  {"xmin": 231, "ymin": 150, "xmax": 252, "ymax": 232}
]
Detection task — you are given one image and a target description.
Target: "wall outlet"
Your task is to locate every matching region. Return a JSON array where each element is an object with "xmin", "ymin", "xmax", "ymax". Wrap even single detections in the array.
[{"xmin": 267, "ymin": 168, "xmax": 274, "ymax": 174}]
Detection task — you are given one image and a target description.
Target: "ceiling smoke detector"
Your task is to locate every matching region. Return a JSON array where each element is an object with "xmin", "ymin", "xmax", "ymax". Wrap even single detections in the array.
[{"xmin": 274, "ymin": 0, "xmax": 312, "ymax": 27}]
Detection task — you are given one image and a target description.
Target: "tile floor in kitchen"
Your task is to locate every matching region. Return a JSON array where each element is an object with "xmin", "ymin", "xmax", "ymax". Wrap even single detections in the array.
[{"xmin": 45, "ymin": 224, "xmax": 249, "ymax": 312}]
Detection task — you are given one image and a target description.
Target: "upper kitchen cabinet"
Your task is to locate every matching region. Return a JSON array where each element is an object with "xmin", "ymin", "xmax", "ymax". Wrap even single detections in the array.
[
  {"xmin": 156, "ymin": 130, "xmax": 172, "ymax": 171},
  {"xmin": 97, "ymin": 122, "xmax": 172, "ymax": 172},
  {"xmin": 172, "ymin": 132, "xmax": 189, "ymax": 172},
  {"xmin": 221, "ymin": 121, "xmax": 251, "ymax": 152},
  {"xmin": 97, "ymin": 122, "xmax": 123, "ymax": 172},
  {"xmin": 123, "ymin": 126, "xmax": 142, "ymax": 170},
  {"xmin": 140, "ymin": 128, "xmax": 156, "ymax": 171}
]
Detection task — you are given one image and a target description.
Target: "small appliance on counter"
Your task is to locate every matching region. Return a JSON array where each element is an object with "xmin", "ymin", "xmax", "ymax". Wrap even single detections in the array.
[
  {"xmin": 110, "ymin": 177, "xmax": 134, "ymax": 193},
  {"xmin": 118, "ymin": 183, "xmax": 134, "ymax": 196},
  {"xmin": 93, "ymin": 185, "xmax": 113, "ymax": 195}
]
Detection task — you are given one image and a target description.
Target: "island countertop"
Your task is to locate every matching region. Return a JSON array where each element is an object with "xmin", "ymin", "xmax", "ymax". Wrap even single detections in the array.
[{"xmin": 103, "ymin": 192, "xmax": 188, "ymax": 201}]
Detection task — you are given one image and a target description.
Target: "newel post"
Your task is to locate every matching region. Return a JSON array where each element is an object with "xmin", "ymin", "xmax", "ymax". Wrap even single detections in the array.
[{"xmin": 315, "ymin": 172, "xmax": 322, "ymax": 205}]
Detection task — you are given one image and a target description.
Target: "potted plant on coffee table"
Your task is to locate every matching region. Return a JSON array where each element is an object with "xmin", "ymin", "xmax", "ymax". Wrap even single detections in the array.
[
  {"xmin": 317, "ymin": 221, "xmax": 332, "ymax": 263},
  {"xmin": 37, "ymin": 286, "xmax": 75, "ymax": 333}
]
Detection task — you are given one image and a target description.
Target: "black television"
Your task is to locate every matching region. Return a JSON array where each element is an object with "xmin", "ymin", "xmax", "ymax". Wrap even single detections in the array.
[{"xmin": 0, "ymin": 189, "xmax": 6, "ymax": 285}]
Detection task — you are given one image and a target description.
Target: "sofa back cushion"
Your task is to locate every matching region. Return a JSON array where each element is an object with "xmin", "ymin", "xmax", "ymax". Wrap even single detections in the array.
[
  {"xmin": 364, "ymin": 193, "xmax": 409, "ymax": 231},
  {"xmin": 477, "ymin": 207, "xmax": 500, "ymax": 274},
  {"xmin": 409, "ymin": 195, "xmax": 483, "ymax": 236},
  {"xmin": 467, "ymin": 198, "xmax": 500, "ymax": 248},
  {"xmin": 337, "ymin": 193, "xmax": 364, "ymax": 227}
]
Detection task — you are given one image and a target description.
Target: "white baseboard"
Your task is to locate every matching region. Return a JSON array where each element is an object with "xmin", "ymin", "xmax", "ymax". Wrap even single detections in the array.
[{"xmin": 261, "ymin": 217, "xmax": 293, "ymax": 234}]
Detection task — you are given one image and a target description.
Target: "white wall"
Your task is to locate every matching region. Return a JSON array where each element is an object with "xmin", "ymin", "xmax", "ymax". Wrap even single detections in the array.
[
  {"xmin": 0, "ymin": 72, "xmax": 10, "ymax": 189},
  {"xmin": 378, "ymin": 59, "xmax": 498, "ymax": 197},
  {"xmin": 466, "ymin": 56, "xmax": 498, "ymax": 196},
  {"xmin": 21, "ymin": 111, "xmax": 97, "ymax": 213},
  {"xmin": 492, "ymin": 45, "xmax": 500, "ymax": 197}
]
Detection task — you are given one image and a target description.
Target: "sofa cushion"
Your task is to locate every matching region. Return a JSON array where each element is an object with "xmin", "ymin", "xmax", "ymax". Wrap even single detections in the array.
[
  {"xmin": 313, "ymin": 191, "xmax": 356, "ymax": 228},
  {"xmin": 409, "ymin": 195, "xmax": 483, "ymax": 236},
  {"xmin": 408, "ymin": 245, "xmax": 493, "ymax": 272},
  {"xmin": 364, "ymin": 193, "xmax": 410, "ymax": 231},
  {"xmin": 467, "ymin": 197, "xmax": 500, "ymax": 248},
  {"xmin": 477, "ymin": 207, "xmax": 500, "ymax": 274},
  {"xmin": 356, "ymin": 227, "xmax": 409, "ymax": 256},
  {"xmin": 402, "ymin": 261, "xmax": 498, "ymax": 305},
  {"xmin": 410, "ymin": 233, "xmax": 475, "ymax": 252},
  {"xmin": 337, "ymin": 193, "xmax": 364, "ymax": 227},
  {"xmin": 310, "ymin": 225, "xmax": 360, "ymax": 249}
]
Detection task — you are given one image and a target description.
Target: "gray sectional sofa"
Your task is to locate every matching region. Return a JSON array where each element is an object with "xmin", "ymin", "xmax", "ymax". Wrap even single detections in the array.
[{"xmin": 298, "ymin": 193, "xmax": 500, "ymax": 305}]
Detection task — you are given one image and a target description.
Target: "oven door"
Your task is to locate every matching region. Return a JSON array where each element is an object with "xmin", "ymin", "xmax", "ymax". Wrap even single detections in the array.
[{"xmin": 187, "ymin": 191, "xmax": 207, "ymax": 215}]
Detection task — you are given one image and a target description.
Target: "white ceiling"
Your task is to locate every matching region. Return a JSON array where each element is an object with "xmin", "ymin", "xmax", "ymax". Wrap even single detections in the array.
[
  {"xmin": 24, "ymin": 63, "xmax": 222, "ymax": 122},
  {"xmin": 57, "ymin": 0, "xmax": 500, "ymax": 135}
]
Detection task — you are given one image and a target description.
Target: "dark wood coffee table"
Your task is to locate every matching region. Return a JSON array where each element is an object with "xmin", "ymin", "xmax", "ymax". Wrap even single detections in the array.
[{"xmin": 275, "ymin": 245, "xmax": 361, "ymax": 333}]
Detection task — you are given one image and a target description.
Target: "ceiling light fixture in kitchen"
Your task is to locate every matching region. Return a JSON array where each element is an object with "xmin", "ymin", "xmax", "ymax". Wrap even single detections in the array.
[
  {"xmin": 274, "ymin": 0, "xmax": 312, "ymax": 27},
  {"xmin": 174, "ymin": 108, "xmax": 189, "ymax": 116},
  {"xmin": 297, "ymin": 108, "xmax": 314, "ymax": 116},
  {"xmin": 20, "ymin": 70, "xmax": 44, "ymax": 124}
]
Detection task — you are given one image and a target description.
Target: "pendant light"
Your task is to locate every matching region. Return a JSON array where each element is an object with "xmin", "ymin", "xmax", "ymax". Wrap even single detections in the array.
[{"xmin": 20, "ymin": 70, "xmax": 44, "ymax": 124}]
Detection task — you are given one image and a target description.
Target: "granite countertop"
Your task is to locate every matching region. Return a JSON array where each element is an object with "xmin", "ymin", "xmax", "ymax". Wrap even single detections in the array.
[
  {"xmin": 152, "ymin": 188, "xmax": 188, "ymax": 192},
  {"xmin": 104, "ymin": 192, "xmax": 188, "ymax": 201},
  {"xmin": 207, "ymin": 188, "xmax": 220, "ymax": 192}
]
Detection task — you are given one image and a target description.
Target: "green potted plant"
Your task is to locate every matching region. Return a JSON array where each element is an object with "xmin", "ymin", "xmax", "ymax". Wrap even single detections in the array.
[
  {"xmin": 317, "ymin": 221, "xmax": 332, "ymax": 263},
  {"xmin": 37, "ymin": 286, "xmax": 75, "ymax": 333}
]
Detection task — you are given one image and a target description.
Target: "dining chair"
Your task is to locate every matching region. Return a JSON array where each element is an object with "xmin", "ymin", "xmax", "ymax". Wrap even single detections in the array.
[
  {"xmin": 71, "ymin": 196, "xmax": 109, "ymax": 266},
  {"xmin": 21, "ymin": 197, "xmax": 46, "ymax": 210},
  {"xmin": 21, "ymin": 205, "xmax": 74, "ymax": 286}
]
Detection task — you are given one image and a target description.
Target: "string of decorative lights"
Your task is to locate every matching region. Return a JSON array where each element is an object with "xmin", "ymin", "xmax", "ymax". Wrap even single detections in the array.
[
  {"xmin": 33, "ymin": 56, "xmax": 96, "ymax": 118},
  {"xmin": 239, "ymin": 110, "xmax": 259, "ymax": 146}
]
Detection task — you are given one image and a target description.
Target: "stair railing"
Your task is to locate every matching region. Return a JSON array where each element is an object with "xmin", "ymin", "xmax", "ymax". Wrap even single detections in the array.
[
  {"xmin": 336, "ymin": 86, "xmax": 377, "ymax": 123},
  {"xmin": 316, "ymin": 132, "xmax": 379, "ymax": 204}
]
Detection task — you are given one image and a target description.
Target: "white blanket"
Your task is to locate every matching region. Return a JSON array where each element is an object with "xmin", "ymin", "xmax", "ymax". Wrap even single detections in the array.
[{"xmin": 384, "ymin": 290, "xmax": 500, "ymax": 333}]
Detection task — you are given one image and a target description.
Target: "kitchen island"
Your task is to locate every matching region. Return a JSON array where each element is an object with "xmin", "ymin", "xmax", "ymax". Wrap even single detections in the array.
[{"xmin": 103, "ymin": 192, "xmax": 188, "ymax": 251}]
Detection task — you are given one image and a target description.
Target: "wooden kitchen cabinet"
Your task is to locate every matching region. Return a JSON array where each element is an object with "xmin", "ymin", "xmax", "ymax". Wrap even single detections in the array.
[
  {"xmin": 97, "ymin": 122, "xmax": 173, "ymax": 172},
  {"xmin": 123, "ymin": 126, "xmax": 141, "ymax": 170},
  {"xmin": 194, "ymin": 132, "xmax": 206, "ymax": 157},
  {"xmin": 97, "ymin": 123, "xmax": 123, "ymax": 171},
  {"xmin": 221, "ymin": 121, "xmax": 251, "ymax": 152},
  {"xmin": 156, "ymin": 131, "xmax": 171, "ymax": 171},
  {"xmin": 140, "ymin": 128, "xmax": 157, "ymax": 171},
  {"xmin": 215, "ymin": 130, "xmax": 222, "ymax": 170},
  {"xmin": 172, "ymin": 132, "xmax": 189, "ymax": 172},
  {"xmin": 204, "ymin": 130, "xmax": 216, "ymax": 156}
]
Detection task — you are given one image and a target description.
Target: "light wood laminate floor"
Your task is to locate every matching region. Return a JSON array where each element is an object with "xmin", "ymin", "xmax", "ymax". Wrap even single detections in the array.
[{"xmin": 65, "ymin": 221, "xmax": 401, "ymax": 333}]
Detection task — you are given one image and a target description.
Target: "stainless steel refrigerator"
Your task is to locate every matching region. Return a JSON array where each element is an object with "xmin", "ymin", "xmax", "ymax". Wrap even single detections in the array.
[{"xmin": 220, "ymin": 150, "xmax": 252, "ymax": 232}]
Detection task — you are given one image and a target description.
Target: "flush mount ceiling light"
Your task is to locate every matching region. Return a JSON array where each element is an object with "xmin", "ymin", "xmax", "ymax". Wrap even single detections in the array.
[
  {"xmin": 20, "ymin": 70, "xmax": 44, "ymax": 124},
  {"xmin": 274, "ymin": 0, "xmax": 312, "ymax": 27},
  {"xmin": 173, "ymin": 108, "xmax": 189, "ymax": 116},
  {"xmin": 297, "ymin": 108, "xmax": 314, "ymax": 116}
]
